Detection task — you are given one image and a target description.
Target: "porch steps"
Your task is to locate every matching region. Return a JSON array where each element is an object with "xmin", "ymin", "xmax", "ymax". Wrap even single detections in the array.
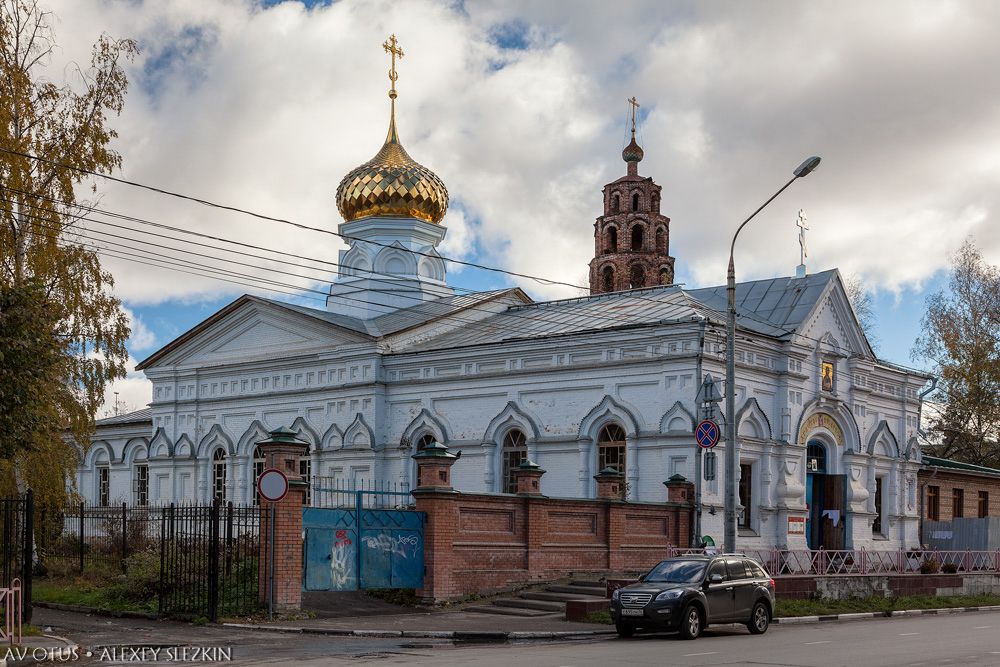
[
  {"xmin": 462, "ymin": 580, "xmax": 608, "ymax": 617},
  {"xmin": 545, "ymin": 584, "xmax": 608, "ymax": 596},
  {"xmin": 493, "ymin": 598, "xmax": 565, "ymax": 612},
  {"xmin": 464, "ymin": 604, "xmax": 557, "ymax": 617}
]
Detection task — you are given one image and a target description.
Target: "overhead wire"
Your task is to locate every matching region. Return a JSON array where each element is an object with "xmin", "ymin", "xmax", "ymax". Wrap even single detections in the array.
[
  {"xmin": 5, "ymin": 192, "xmax": 667, "ymax": 334},
  {"xmin": 0, "ymin": 147, "xmax": 589, "ymax": 291}
]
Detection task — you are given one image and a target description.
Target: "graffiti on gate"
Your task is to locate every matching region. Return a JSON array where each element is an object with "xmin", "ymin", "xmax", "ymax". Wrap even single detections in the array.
[{"xmin": 359, "ymin": 533, "xmax": 418, "ymax": 557}]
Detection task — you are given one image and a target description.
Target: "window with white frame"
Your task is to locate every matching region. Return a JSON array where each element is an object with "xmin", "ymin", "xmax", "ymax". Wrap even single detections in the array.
[
  {"xmin": 738, "ymin": 463, "xmax": 753, "ymax": 529},
  {"xmin": 212, "ymin": 449, "xmax": 227, "ymax": 501},
  {"xmin": 252, "ymin": 446, "xmax": 264, "ymax": 505},
  {"xmin": 98, "ymin": 467, "xmax": 110, "ymax": 507},
  {"xmin": 501, "ymin": 429, "xmax": 528, "ymax": 494},
  {"xmin": 873, "ymin": 477, "xmax": 884, "ymax": 535},
  {"xmin": 134, "ymin": 464, "xmax": 149, "ymax": 507},
  {"xmin": 300, "ymin": 456, "xmax": 311, "ymax": 506},
  {"xmin": 597, "ymin": 424, "xmax": 626, "ymax": 476}
]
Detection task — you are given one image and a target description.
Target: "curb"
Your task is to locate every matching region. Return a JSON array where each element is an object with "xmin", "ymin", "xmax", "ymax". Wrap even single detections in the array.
[
  {"xmin": 220, "ymin": 622, "xmax": 616, "ymax": 642},
  {"xmin": 3, "ymin": 634, "xmax": 79, "ymax": 667},
  {"xmin": 773, "ymin": 604, "xmax": 1000, "ymax": 625}
]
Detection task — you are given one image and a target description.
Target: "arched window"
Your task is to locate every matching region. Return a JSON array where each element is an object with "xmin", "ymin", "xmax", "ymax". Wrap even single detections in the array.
[
  {"xmin": 416, "ymin": 433, "xmax": 437, "ymax": 451},
  {"xmin": 607, "ymin": 227, "xmax": 618, "ymax": 253},
  {"xmin": 300, "ymin": 453, "xmax": 312, "ymax": 506},
  {"xmin": 807, "ymin": 442, "xmax": 827, "ymax": 473},
  {"xmin": 602, "ymin": 266, "xmax": 615, "ymax": 292},
  {"xmin": 611, "ymin": 193, "xmax": 620, "ymax": 212},
  {"xmin": 629, "ymin": 264, "xmax": 645, "ymax": 289},
  {"xmin": 501, "ymin": 429, "xmax": 528, "ymax": 494},
  {"xmin": 213, "ymin": 448, "xmax": 227, "ymax": 501},
  {"xmin": 659, "ymin": 267, "xmax": 671, "ymax": 285},
  {"xmin": 252, "ymin": 446, "xmax": 264, "ymax": 506},
  {"xmin": 632, "ymin": 192, "xmax": 639, "ymax": 211},
  {"xmin": 598, "ymin": 424, "xmax": 627, "ymax": 476},
  {"xmin": 631, "ymin": 225, "xmax": 644, "ymax": 251},
  {"xmin": 655, "ymin": 227, "xmax": 666, "ymax": 254}
]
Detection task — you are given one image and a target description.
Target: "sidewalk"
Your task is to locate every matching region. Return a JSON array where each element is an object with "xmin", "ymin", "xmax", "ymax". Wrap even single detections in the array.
[{"xmin": 225, "ymin": 607, "xmax": 614, "ymax": 639}]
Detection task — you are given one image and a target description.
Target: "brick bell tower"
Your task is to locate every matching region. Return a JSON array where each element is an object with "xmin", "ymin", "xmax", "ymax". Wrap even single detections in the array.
[{"xmin": 588, "ymin": 97, "xmax": 675, "ymax": 294}]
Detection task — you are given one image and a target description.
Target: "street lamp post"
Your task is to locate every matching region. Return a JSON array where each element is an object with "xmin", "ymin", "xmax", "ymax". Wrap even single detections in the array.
[{"xmin": 723, "ymin": 156, "xmax": 821, "ymax": 555}]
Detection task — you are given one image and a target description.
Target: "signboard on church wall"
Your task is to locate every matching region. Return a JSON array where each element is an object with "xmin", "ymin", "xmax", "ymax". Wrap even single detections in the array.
[{"xmin": 787, "ymin": 516, "xmax": 806, "ymax": 535}]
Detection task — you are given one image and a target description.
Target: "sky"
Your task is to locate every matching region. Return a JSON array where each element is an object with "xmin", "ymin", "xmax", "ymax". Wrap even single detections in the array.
[{"xmin": 33, "ymin": 0, "xmax": 1000, "ymax": 415}]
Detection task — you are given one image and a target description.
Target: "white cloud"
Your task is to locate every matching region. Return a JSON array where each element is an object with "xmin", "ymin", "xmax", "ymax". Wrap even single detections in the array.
[
  {"xmin": 124, "ymin": 307, "xmax": 157, "ymax": 352},
  {"xmin": 36, "ymin": 0, "xmax": 1000, "ymax": 310},
  {"xmin": 98, "ymin": 356, "xmax": 152, "ymax": 419}
]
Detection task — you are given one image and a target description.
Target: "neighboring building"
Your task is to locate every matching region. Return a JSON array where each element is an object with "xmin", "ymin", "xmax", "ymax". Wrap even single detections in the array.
[
  {"xmin": 74, "ymin": 58, "xmax": 932, "ymax": 552},
  {"xmin": 919, "ymin": 455, "xmax": 1000, "ymax": 523}
]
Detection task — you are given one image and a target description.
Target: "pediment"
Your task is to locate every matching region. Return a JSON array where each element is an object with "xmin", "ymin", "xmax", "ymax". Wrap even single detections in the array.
[
  {"xmin": 139, "ymin": 296, "xmax": 371, "ymax": 370},
  {"xmin": 799, "ymin": 273, "xmax": 874, "ymax": 360}
]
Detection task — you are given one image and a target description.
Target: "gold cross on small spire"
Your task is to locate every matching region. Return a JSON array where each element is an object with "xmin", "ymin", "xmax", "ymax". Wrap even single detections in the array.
[
  {"xmin": 627, "ymin": 96, "xmax": 640, "ymax": 138},
  {"xmin": 383, "ymin": 34, "xmax": 404, "ymax": 100}
]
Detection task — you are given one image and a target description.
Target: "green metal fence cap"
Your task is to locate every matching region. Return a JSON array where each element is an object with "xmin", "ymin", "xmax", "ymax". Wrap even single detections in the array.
[
  {"xmin": 257, "ymin": 426, "xmax": 308, "ymax": 447},
  {"xmin": 516, "ymin": 460, "xmax": 545, "ymax": 472},
  {"xmin": 412, "ymin": 440, "xmax": 457, "ymax": 459},
  {"xmin": 595, "ymin": 466, "xmax": 624, "ymax": 478}
]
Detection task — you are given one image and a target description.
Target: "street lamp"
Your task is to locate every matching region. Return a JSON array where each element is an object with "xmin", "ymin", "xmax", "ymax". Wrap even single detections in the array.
[{"xmin": 723, "ymin": 155, "xmax": 821, "ymax": 555}]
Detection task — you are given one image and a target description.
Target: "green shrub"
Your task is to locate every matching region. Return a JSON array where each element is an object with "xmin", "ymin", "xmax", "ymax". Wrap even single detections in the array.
[
  {"xmin": 920, "ymin": 557, "xmax": 941, "ymax": 574},
  {"xmin": 941, "ymin": 562, "xmax": 959, "ymax": 574}
]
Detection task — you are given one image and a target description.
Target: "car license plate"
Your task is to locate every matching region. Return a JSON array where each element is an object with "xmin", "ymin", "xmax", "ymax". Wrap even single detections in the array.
[{"xmin": 621, "ymin": 608, "xmax": 644, "ymax": 616}]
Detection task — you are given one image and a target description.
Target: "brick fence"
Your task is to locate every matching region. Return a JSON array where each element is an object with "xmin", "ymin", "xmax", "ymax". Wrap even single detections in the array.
[{"xmin": 412, "ymin": 447, "xmax": 694, "ymax": 602}]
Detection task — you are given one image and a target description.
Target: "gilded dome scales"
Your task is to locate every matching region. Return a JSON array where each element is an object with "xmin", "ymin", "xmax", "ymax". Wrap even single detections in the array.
[{"xmin": 336, "ymin": 34, "xmax": 449, "ymax": 225}]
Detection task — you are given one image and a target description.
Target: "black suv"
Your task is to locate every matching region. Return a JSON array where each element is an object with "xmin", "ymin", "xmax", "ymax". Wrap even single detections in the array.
[{"xmin": 609, "ymin": 555, "xmax": 775, "ymax": 639}]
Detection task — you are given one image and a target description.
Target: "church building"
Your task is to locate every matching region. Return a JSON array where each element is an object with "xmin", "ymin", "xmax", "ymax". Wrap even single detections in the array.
[{"xmin": 75, "ymin": 39, "xmax": 930, "ymax": 553}]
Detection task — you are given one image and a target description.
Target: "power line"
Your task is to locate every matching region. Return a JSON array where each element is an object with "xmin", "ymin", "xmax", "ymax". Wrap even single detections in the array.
[
  {"xmin": 0, "ymin": 146, "xmax": 590, "ymax": 291},
  {"xmin": 7, "ymin": 194, "xmax": 662, "ymax": 333}
]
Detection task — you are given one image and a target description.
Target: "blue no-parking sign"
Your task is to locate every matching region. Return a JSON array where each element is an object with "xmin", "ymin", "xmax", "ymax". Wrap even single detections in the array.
[{"xmin": 695, "ymin": 419, "xmax": 720, "ymax": 449}]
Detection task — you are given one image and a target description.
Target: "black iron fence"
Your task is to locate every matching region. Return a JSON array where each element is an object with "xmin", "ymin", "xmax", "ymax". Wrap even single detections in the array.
[
  {"xmin": 40, "ymin": 500, "xmax": 260, "ymax": 621},
  {"xmin": 0, "ymin": 492, "xmax": 33, "ymax": 622},
  {"xmin": 39, "ymin": 502, "xmax": 161, "ymax": 575},
  {"xmin": 159, "ymin": 500, "xmax": 261, "ymax": 621}
]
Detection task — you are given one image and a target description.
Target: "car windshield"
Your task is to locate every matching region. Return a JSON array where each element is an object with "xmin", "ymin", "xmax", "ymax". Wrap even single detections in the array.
[{"xmin": 644, "ymin": 560, "xmax": 707, "ymax": 584}]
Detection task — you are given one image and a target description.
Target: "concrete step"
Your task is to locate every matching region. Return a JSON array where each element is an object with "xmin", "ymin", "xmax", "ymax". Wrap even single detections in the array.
[
  {"xmin": 464, "ymin": 605, "xmax": 559, "ymax": 617},
  {"xmin": 546, "ymin": 584, "xmax": 608, "ymax": 597},
  {"xmin": 521, "ymin": 591, "xmax": 607, "ymax": 603},
  {"xmin": 493, "ymin": 598, "xmax": 565, "ymax": 612},
  {"xmin": 570, "ymin": 580, "xmax": 605, "ymax": 588}
]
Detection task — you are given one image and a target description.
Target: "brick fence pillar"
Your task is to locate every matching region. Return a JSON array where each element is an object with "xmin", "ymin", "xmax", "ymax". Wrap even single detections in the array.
[
  {"xmin": 664, "ymin": 474, "xmax": 696, "ymax": 547},
  {"xmin": 514, "ymin": 461, "xmax": 547, "ymax": 577},
  {"xmin": 411, "ymin": 440, "xmax": 458, "ymax": 603},
  {"xmin": 595, "ymin": 466, "xmax": 624, "ymax": 499},
  {"xmin": 256, "ymin": 426, "xmax": 308, "ymax": 613},
  {"xmin": 513, "ymin": 460, "xmax": 546, "ymax": 496}
]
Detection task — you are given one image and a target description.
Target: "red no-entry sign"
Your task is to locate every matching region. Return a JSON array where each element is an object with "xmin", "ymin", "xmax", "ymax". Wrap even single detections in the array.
[
  {"xmin": 257, "ymin": 468, "xmax": 288, "ymax": 502},
  {"xmin": 695, "ymin": 419, "xmax": 720, "ymax": 449}
]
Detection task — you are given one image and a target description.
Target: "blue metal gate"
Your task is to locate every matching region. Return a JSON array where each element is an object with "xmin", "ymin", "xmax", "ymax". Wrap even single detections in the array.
[{"xmin": 303, "ymin": 487, "xmax": 424, "ymax": 591}]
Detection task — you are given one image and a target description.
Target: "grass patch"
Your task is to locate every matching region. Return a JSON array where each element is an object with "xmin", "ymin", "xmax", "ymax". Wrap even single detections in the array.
[
  {"xmin": 581, "ymin": 610, "xmax": 613, "ymax": 625},
  {"xmin": 33, "ymin": 578, "xmax": 157, "ymax": 614},
  {"xmin": 776, "ymin": 594, "xmax": 1000, "ymax": 617}
]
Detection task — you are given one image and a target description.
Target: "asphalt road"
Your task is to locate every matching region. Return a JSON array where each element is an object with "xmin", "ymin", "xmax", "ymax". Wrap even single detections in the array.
[{"xmin": 35, "ymin": 607, "xmax": 1000, "ymax": 666}]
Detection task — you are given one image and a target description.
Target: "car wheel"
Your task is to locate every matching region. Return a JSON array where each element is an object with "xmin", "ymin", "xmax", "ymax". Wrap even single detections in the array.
[
  {"xmin": 678, "ymin": 604, "xmax": 702, "ymax": 640},
  {"xmin": 747, "ymin": 601, "xmax": 770, "ymax": 635},
  {"xmin": 615, "ymin": 621, "xmax": 636, "ymax": 638}
]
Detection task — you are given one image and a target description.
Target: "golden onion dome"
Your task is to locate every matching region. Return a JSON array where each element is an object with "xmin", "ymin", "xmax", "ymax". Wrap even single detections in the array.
[{"xmin": 336, "ymin": 106, "xmax": 449, "ymax": 224}]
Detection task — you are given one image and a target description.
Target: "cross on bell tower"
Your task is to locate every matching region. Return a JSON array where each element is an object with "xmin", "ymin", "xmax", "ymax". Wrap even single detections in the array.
[{"xmin": 588, "ymin": 97, "xmax": 675, "ymax": 295}]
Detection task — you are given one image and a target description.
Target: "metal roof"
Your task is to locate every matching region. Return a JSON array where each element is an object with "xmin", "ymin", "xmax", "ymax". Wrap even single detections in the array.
[
  {"xmin": 401, "ymin": 285, "xmax": 710, "ymax": 352},
  {"xmin": 922, "ymin": 454, "xmax": 1000, "ymax": 477},
  {"xmin": 95, "ymin": 407, "xmax": 152, "ymax": 427}
]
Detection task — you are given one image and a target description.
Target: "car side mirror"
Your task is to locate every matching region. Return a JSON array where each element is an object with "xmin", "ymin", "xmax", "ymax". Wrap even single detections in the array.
[{"xmin": 709, "ymin": 573, "xmax": 724, "ymax": 584}]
